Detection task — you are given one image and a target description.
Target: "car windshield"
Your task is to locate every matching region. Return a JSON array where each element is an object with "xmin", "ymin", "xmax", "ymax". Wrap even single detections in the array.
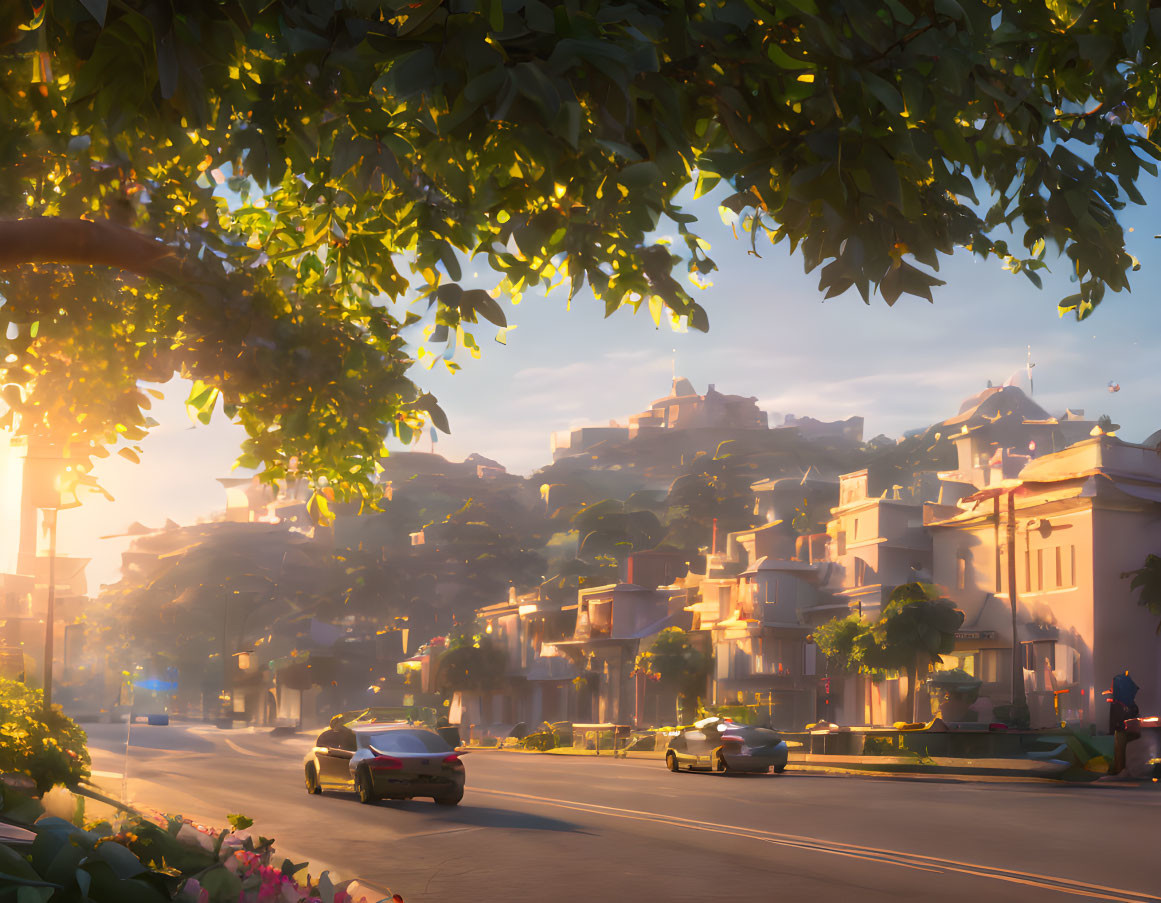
[{"xmin": 360, "ymin": 730, "xmax": 452, "ymax": 754}]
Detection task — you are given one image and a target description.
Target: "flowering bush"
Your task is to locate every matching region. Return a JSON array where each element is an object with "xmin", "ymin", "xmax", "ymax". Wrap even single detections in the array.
[
  {"xmin": 0, "ymin": 791, "xmax": 400, "ymax": 903},
  {"xmin": 0, "ymin": 677, "xmax": 90, "ymax": 793}
]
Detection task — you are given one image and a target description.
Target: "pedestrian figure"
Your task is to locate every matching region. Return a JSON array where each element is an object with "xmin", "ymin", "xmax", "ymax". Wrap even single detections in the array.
[{"xmin": 1103, "ymin": 669, "xmax": 1140, "ymax": 775}]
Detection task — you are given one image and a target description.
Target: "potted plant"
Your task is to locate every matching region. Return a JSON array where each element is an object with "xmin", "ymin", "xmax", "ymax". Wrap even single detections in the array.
[{"xmin": 927, "ymin": 669, "xmax": 983, "ymax": 722}]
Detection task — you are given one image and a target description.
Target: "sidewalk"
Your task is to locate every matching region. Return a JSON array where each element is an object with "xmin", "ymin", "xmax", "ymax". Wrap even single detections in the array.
[{"xmin": 465, "ymin": 743, "xmax": 1156, "ymax": 785}]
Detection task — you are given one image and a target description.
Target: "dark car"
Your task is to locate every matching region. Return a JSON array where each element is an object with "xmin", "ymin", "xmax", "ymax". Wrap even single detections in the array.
[
  {"xmin": 664, "ymin": 717, "xmax": 789, "ymax": 774},
  {"xmin": 303, "ymin": 721, "xmax": 467, "ymax": 805}
]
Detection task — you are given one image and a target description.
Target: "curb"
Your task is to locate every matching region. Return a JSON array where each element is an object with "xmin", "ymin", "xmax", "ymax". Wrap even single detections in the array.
[{"xmin": 463, "ymin": 744, "xmax": 1149, "ymax": 783}]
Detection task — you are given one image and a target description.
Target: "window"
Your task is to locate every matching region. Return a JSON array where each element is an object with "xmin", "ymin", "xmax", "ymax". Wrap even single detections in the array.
[
  {"xmin": 854, "ymin": 558, "xmax": 868, "ymax": 587},
  {"xmin": 803, "ymin": 642, "xmax": 817, "ymax": 676},
  {"xmin": 956, "ymin": 552, "xmax": 969, "ymax": 591},
  {"xmin": 1054, "ymin": 546, "xmax": 1063, "ymax": 589},
  {"xmin": 361, "ymin": 730, "xmax": 451, "ymax": 754},
  {"xmin": 1036, "ymin": 549, "xmax": 1044, "ymax": 592},
  {"xmin": 1068, "ymin": 544, "xmax": 1076, "ymax": 588},
  {"xmin": 836, "ymin": 531, "xmax": 846, "ymax": 557},
  {"xmin": 853, "ymin": 518, "xmax": 860, "ymax": 540},
  {"xmin": 980, "ymin": 649, "xmax": 1010, "ymax": 684},
  {"xmin": 1023, "ymin": 550, "xmax": 1031, "ymax": 593},
  {"xmin": 940, "ymin": 653, "xmax": 977, "ymax": 677},
  {"xmin": 1021, "ymin": 640, "xmax": 1055, "ymax": 673}
]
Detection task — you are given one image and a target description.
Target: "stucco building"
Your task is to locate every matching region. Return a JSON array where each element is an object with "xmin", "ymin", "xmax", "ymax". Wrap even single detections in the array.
[{"xmin": 926, "ymin": 435, "xmax": 1161, "ymax": 727}]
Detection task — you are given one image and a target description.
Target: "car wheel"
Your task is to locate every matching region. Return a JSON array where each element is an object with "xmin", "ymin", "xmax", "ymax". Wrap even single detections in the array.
[
  {"xmin": 434, "ymin": 788, "xmax": 464, "ymax": 806},
  {"xmin": 355, "ymin": 768, "xmax": 378, "ymax": 804},
  {"xmin": 304, "ymin": 764, "xmax": 322, "ymax": 795},
  {"xmin": 773, "ymin": 764, "xmax": 787, "ymax": 774},
  {"xmin": 665, "ymin": 751, "xmax": 680, "ymax": 772}
]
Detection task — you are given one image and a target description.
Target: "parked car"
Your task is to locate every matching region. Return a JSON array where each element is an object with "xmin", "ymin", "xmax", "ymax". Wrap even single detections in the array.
[
  {"xmin": 664, "ymin": 717, "xmax": 789, "ymax": 774},
  {"xmin": 303, "ymin": 721, "xmax": 467, "ymax": 805}
]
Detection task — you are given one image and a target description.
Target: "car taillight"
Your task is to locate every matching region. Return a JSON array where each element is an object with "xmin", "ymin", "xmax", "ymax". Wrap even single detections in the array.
[
  {"xmin": 721, "ymin": 735, "xmax": 744, "ymax": 743},
  {"xmin": 443, "ymin": 754, "xmax": 463, "ymax": 768},
  {"xmin": 368, "ymin": 755, "xmax": 403, "ymax": 770}
]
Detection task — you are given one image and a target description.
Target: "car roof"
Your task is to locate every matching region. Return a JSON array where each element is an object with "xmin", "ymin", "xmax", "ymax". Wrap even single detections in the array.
[{"xmin": 349, "ymin": 721, "xmax": 431, "ymax": 732}]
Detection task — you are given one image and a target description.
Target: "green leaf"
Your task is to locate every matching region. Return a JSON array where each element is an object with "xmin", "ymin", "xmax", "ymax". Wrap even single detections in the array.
[
  {"xmin": 96, "ymin": 842, "xmax": 146, "ymax": 879},
  {"xmin": 79, "ymin": 0, "xmax": 108, "ymax": 26},
  {"xmin": 861, "ymin": 72, "xmax": 904, "ymax": 115},
  {"xmin": 199, "ymin": 865, "xmax": 242, "ymax": 901},
  {"xmin": 462, "ymin": 289, "xmax": 507, "ymax": 327},
  {"xmin": 618, "ymin": 162, "xmax": 660, "ymax": 189}
]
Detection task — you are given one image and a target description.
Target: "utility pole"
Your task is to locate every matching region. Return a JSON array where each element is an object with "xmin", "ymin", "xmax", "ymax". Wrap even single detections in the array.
[
  {"xmin": 1005, "ymin": 489, "xmax": 1027, "ymax": 709},
  {"xmin": 41, "ymin": 507, "xmax": 58, "ymax": 711}
]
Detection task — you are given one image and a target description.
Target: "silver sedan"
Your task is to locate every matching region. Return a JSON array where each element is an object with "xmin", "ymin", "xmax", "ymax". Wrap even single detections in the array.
[
  {"xmin": 664, "ymin": 718, "xmax": 789, "ymax": 774},
  {"xmin": 303, "ymin": 722, "xmax": 467, "ymax": 805}
]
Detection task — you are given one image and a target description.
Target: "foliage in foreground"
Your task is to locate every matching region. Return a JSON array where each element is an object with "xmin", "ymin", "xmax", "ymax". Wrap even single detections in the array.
[
  {"xmin": 0, "ymin": 679, "xmax": 90, "ymax": 795},
  {"xmin": 1, "ymin": 0, "xmax": 1158, "ymax": 501},
  {"xmin": 0, "ymin": 791, "xmax": 398, "ymax": 903}
]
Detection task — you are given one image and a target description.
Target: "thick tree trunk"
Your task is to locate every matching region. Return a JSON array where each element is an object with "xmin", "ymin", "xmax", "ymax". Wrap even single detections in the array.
[{"xmin": 0, "ymin": 217, "xmax": 182, "ymax": 280}]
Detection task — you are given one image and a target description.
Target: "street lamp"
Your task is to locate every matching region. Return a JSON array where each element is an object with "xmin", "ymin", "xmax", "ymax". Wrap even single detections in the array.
[{"xmin": 38, "ymin": 464, "xmax": 81, "ymax": 712}]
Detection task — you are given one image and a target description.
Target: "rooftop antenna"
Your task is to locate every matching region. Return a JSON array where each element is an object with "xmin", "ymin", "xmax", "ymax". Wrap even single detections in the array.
[
  {"xmin": 671, "ymin": 347, "xmax": 677, "ymax": 392},
  {"xmin": 1026, "ymin": 345, "xmax": 1036, "ymax": 396}
]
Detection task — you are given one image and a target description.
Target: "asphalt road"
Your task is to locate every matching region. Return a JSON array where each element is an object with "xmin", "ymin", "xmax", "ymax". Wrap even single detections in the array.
[{"xmin": 83, "ymin": 722, "xmax": 1161, "ymax": 903}]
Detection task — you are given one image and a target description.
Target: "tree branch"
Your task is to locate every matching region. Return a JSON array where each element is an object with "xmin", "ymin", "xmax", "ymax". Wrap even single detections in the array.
[{"xmin": 0, "ymin": 217, "xmax": 184, "ymax": 281}]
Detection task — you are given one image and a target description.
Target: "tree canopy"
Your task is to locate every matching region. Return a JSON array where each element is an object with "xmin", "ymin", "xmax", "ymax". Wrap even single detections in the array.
[
  {"xmin": 813, "ymin": 582, "xmax": 963, "ymax": 721},
  {"xmin": 3, "ymin": 0, "xmax": 1158, "ymax": 502},
  {"xmin": 634, "ymin": 626, "xmax": 711, "ymax": 719}
]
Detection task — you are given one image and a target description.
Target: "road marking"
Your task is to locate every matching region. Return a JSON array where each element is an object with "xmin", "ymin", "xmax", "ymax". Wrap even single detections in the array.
[
  {"xmin": 472, "ymin": 787, "xmax": 1160, "ymax": 903},
  {"xmin": 221, "ymin": 737, "xmax": 265, "ymax": 758}
]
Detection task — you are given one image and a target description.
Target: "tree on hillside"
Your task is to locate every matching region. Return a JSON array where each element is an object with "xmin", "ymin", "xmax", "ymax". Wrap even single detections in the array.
[
  {"xmin": 1, "ymin": 1, "xmax": 1156, "ymax": 504},
  {"xmin": 662, "ymin": 450, "xmax": 758, "ymax": 552},
  {"xmin": 572, "ymin": 498, "xmax": 664, "ymax": 566}
]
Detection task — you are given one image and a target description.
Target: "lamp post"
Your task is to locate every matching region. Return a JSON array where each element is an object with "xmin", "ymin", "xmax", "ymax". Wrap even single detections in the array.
[
  {"xmin": 36, "ymin": 462, "xmax": 81, "ymax": 713},
  {"xmin": 41, "ymin": 506, "xmax": 58, "ymax": 711}
]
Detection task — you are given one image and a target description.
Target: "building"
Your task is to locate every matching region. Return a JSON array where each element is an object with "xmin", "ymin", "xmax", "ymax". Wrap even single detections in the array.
[
  {"xmin": 940, "ymin": 385, "xmax": 1097, "ymax": 489},
  {"xmin": 0, "ymin": 435, "xmax": 90, "ymax": 692},
  {"xmin": 926, "ymin": 435, "xmax": 1161, "ymax": 728},
  {"xmin": 820, "ymin": 469, "xmax": 932, "ymax": 620},
  {"xmin": 551, "ymin": 377, "xmax": 768, "ymax": 459}
]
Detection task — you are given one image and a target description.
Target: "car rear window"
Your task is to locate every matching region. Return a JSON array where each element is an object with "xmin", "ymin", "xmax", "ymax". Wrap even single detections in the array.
[
  {"xmin": 361, "ymin": 730, "xmax": 452, "ymax": 754},
  {"xmin": 729, "ymin": 727, "xmax": 781, "ymax": 746}
]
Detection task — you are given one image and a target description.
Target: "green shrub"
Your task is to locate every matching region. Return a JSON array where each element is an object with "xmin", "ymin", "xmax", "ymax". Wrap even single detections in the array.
[
  {"xmin": 0, "ymin": 678, "xmax": 90, "ymax": 794},
  {"xmin": 0, "ymin": 790, "xmax": 385, "ymax": 903},
  {"xmin": 520, "ymin": 731, "xmax": 556, "ymax": 751}
]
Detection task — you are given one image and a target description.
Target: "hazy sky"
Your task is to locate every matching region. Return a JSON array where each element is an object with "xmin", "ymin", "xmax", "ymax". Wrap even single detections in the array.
[{"xmin": 56, "ymin": 186, "xmax": 1161, "ymax": 588}]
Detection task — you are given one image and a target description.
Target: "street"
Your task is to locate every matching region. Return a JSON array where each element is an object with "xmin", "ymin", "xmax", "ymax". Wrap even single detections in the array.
[{"xmin": 84, "ymin": 722, "xmax": 1160, "ymax": 903}]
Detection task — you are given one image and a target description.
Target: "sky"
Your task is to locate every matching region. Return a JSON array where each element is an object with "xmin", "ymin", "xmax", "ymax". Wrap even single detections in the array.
[{"xmin": 53, "ymin": 184, "xmax": 1161, "ymax": 590}]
